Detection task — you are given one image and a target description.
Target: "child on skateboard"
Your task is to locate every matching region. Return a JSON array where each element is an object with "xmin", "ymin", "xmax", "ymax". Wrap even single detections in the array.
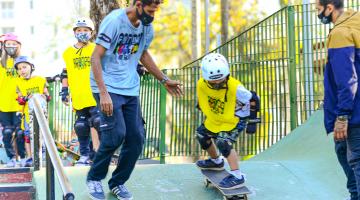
[
  {"xmin": 15, "ymin": 56, "xmax": 50, "ymax": 167},
  {"xmin": 196, "ymin": 53, "xmax": 259, "ymax": 190}
]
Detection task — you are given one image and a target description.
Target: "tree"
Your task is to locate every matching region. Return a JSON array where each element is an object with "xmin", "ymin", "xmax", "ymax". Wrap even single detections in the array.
[
  {"xmin": 89, "ymin": 0, "xmax": 121, "ymax": 34},
  {"xmin": 221, "ymin": 0, "xmax": 229, "ymax": 43}
]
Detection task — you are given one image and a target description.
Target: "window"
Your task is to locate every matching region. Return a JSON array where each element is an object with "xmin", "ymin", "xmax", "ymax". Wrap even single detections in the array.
[
  {"xmin": 1, "ymin": 2, "xmax": 14, "ymax": 19},
  {"xmin": 2, "ymin": 27, "xmax": 15, "ymax": 33}
]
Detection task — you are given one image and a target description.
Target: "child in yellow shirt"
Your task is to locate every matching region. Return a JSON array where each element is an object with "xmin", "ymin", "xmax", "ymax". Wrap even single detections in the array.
[{"xmin": 15, "ymin": 56, "xmax": 50, "ymax": 167}]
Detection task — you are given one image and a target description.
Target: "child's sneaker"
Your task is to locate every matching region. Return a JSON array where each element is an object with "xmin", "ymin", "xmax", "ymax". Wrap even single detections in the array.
[
  {"xmin": 25, "ymin": 158, "xmax": 33, "ymax": 167},
  {"xmin": 196, "ymin": 158, "xmax": 224, "ymax": 170},
  {"xmin": 218, "ymin": 174, "xmax": 245, "ymax": 189},
  {"xmin": 5, "ymin": 158, "xmax": 17, "ymax": 168},
  {"xmin": 111, "ymin": 185, "xmax": 133, "ymax": 200},
  {"xmin": 75, "ymin": 156, "xmax": 91, "ymax": 166},
  {"xmin": 20, "ymin": 158, "xmax": 27, "ymax": 167},
  {"xmin": 86, "ymin": 180, "xmax": 105, "ymax": 200}
]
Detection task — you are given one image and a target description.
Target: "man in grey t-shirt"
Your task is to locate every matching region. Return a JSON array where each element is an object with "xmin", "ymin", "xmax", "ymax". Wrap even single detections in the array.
[{"xmin": 86, "ymin": 1, "xmax": 182, "ymax": 199}]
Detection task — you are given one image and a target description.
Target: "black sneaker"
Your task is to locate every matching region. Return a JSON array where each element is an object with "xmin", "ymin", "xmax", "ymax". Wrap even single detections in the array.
[{"xmin": 196, "ymin": 158, "xmax": 224, "ymax": 170}]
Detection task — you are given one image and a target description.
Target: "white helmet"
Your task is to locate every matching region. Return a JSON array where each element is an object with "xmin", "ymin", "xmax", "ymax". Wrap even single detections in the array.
[
  {"xmin": 73, "ymin": 18, "xmax": 94, "ymax": 31},
  {"xmin": 201, "ymin": 53, "xmax": 230, "ymax": 81}
]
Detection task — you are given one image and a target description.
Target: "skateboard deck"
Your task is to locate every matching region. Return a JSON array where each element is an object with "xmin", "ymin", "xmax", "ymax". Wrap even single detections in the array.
[
  {"xmin": 55, "ymin": 141, "xmax": 80, "ymax": 165},
  {"xmin": 201, "ymin": 169, "xmax": 251, "ymax": 200}
]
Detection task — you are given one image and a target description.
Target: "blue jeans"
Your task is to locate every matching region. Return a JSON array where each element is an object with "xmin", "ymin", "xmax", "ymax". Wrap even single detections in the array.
[
  {"xmin": 0, "ymin": 111, "xmax": 25, "ymax": 159},
  {"xmin": 87, "ymin": 93, "xmax": 145, "ymax": 189},
  {"xmin": 335, "ymin": 140, "xmax": 358, "ymax": 200},
  {"xmin": 346, "ymin": 127, "xmax": 360, "ymax": 200}
]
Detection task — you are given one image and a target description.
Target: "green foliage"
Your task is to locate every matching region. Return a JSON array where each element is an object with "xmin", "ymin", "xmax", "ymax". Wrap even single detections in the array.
[{"xmin": 150, "ymin": 0, "xmax": 265, "ymax": 68}]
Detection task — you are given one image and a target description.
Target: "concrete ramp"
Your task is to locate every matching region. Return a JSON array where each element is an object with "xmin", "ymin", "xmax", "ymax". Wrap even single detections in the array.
[{"xmin": 33, "ymin": 110, "xmax": 349, "ymax": 200}]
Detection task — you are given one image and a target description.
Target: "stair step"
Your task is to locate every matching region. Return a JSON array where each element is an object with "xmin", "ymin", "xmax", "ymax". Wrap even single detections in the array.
[
  {"xmin": 0, "ymin": 184, "xmax": 35, "ymax": 200},
  {"xmin": 0, "ymin": 168, "xmax": 32, "ymax": 183}
]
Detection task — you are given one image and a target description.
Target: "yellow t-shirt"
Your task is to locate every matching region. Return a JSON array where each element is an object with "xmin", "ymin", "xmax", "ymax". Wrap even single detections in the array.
[
  {"xmin": 197, "ymin": 77, "xmax": 241, "ymax": 133},
  {"xmin": 63, "ymin": 43, "xmax": 96, "ymax": 110},
  {"xmin": 0, "ymin": 58, "xmax": 21, "ymax": 112},
  {"xmin": 17, "ymin": 76, "xmax": 46, "ymax": 126}
]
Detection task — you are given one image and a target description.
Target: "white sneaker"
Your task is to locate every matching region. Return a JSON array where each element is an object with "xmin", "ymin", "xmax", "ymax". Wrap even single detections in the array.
[
  {"xmin": 6, "ymin": 158, "xmax": 16, "ymax": 168},
  {"xmin": 20, "ymin": 158, "xmax": 27, "ymax": 167},
  {"xmin": 75, "ymin": 156, "xmax": 90, "ymax": 166}
]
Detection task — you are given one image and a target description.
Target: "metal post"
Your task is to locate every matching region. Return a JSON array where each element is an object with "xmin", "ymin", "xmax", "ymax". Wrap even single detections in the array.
[
  {"xmin": 287, "ymin": 6, "xmax": 298, "ymax": 130},
  {"xmin": 205, "ymin": 0, "xmax": 210, "ymax": 53},
  {"xmin": 302, "ymin": 0, "xmax": 314, "ymax": 117},
  {"xmin": 46, "ymin": 150, "xmax": 55, "ymax": 200},
  {"xmin": 33, "ymin": 113, "xmax": 40, "ymax": 171},
  {"xmin": 159, "ymin": 71, "xmax": 167, "ymax": 164}
]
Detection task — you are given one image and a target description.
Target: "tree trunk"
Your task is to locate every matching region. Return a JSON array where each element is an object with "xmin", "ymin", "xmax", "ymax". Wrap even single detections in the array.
[
  {"xmin": 89, "ymin": 0, "xmax": 121, "ymax": 34},
  {"xmin": 221, "ymin": 0, "xmax": 229, "ymax": 44},
  {"xmin": 191, "ymin": 0, "xmax": 201, "ymax": 60}
]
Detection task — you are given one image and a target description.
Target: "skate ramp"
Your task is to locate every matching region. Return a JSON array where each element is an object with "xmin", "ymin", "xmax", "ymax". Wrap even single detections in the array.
[{"xmin": 33, "ymin": 110, "xmax": 349, "ymax": 200}]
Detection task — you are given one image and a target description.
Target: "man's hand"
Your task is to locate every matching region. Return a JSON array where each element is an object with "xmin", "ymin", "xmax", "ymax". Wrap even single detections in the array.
[
  {"xmin": 99, "ymin": 91, "xmax": 113, "ymax": 116},
  {"xmin": 334, "ymin": 118, "xmax": 348, "ymax": 141},
  {"xmin": 163, "ymin": 79, "xmax": 183, "ymax": 97}
]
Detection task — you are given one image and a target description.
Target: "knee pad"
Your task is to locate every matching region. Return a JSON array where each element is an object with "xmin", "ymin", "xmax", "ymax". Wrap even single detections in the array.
[
  {"xmin": 3, "ymin": 127, "xmax": 14, "ymax": 137},
  {"xmin": 15, "ymin": 128, "xmax": 24, "ymax": 139},
  {"xmin": 74, "ymin": 116, "xmax": 90, "ymax": 138},
  {"xmin": 216, "ymin": 138, "xmax": 233, "ymax": 158},
  {"xmin": 89, "ymin": 107, "xmax": 102, "ymax": 132},
  {"xmin": 196, "ymin": 125, "xmax": 212, "ymax": 150}
]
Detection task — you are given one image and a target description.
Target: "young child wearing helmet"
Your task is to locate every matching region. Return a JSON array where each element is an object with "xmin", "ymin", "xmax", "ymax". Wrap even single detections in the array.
[
  {"xmin": 61, "ymin": 17, "xmax": 101, "ymax": 166},
  {"xmin": 15, "ymin": 56, "xmax": 50, "ymax": 167},
  {"xmin": 196, "ymin": 53, "xmax": 259, "ymax": 189},
  {"xmin": 0, "ymin": 33, "xmax": 24, "ymax": 167}
]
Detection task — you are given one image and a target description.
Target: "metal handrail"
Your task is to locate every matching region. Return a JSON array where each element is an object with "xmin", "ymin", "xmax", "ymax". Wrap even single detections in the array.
[{"xmin": 32, "ymin": 94, "xmax": 75, "ymax": 200}]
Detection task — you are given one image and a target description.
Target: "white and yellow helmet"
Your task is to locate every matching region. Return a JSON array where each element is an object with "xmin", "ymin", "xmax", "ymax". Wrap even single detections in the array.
[
  {"xmin": 73, "ymin": 18, "xmax": 94, "ymax": 31},
  {"xmin": 201, "ymin": 53, "xmax": 230, "ymax": 81}
]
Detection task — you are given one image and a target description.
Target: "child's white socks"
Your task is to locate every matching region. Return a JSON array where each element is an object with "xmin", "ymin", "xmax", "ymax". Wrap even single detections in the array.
[{"xmin": 211, "ymin": 157, "xmax": 223, "ymax": 164}]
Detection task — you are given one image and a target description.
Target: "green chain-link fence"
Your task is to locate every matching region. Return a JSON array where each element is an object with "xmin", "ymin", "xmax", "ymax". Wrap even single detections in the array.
[{"xmin": 48, "ymin": 1, "xmax": 360, "ymax": 162}]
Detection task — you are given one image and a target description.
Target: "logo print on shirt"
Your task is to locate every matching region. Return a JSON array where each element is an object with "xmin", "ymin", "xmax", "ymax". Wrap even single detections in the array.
[
  {"xmin": 6, "ymin": 67, "xmax": 18, "ymax": 78},
  {"xmin": 208, "ymin": 96, "xmax": 225, "ymax": 114},
  {"xmin": 113, "ymin": 33, "xmax": 143, "ymax": 61},
  {"xmin": 73, "ymin": 57, "xmax": 91, "ymax": 69},
  {"xmin": 26, "ymin": 87, "xmax": 40, "ymax": 95}
]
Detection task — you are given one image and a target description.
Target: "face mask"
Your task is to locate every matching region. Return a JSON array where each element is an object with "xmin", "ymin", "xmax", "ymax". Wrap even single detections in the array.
[
  {"xmin": 136, "ymin": 6, "xmax": 154, "ymax": 26},
  {"xmin": 5, "ymin": 47, "xmax": 17, "ymax": 57},
  {"xmin": 318, "ymin": 8, "xmax": 333, "ymax": 24},
  {"xmin": 75, "ymin": 32, "xmax": 92, "ymax": 43},
  {"xmin": 207, "ymin": 81, "xmax": 227, "ymax": 90}
]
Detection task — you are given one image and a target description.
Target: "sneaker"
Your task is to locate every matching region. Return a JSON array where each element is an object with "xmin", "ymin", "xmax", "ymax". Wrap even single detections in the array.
[
  {"xmin": 5, "ymin": 158, "xmax": 16, "ymax": 168},
  {"xmin": 111, "ymin": 185, "xmax": 133, "ymax": 200},
  {"xmin": 87, "ymin": 180, "xmax": 105, "ymax": 200},
  {"xmin": 75, "ymin": 156, "xmax": 91, "ymax": 166},
  {"xmin": 25, "ymin": 158, "xmax": 33, "ymax": 167},
  {"xmin": 218, "ymin": 174, "xmax": 245, "ymax": 189},
  {"xmin": 20, "ymin": 158, "xmax": 27, "ymax": 167},
  {"xmin": 196, "ymin": 158, "xmax": 224, "ymax": 170}
]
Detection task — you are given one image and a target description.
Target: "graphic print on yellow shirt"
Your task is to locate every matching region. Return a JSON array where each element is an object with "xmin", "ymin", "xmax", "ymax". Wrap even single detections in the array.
[
  {"xmin": 63, "ymin": 43, "xmax": 96, "ymax": 110},
  {"xmin": 197, "ymin": 77, "xmax": 242, "ymax": 133},
  {"xmin": 0, "ymin": 58, "xmax": 21, "ymax": 112},
  {"xmin": 17, "ymin": 76, "xmax": 46, "ymax": 128}
]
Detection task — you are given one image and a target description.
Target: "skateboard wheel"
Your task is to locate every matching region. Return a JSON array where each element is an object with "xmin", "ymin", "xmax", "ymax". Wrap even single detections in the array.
[{"xmin": 204, "ymin": 179, "xmax": 211, "ymax": 187}]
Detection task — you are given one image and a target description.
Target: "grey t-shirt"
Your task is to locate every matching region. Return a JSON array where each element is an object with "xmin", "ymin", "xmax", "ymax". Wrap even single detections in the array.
[{"xmin": 90, "ymin": 9, "xmax": 154, "ymax": 96}]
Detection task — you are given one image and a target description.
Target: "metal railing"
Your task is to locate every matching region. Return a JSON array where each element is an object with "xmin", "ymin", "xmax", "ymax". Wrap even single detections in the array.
[
  {"xmin": 32, "ymin": 94, "xmax": 75, "ymax": 200},
  {"xmin": 46, "ymin": 1, "xmax": 360, "ymax": 162}
]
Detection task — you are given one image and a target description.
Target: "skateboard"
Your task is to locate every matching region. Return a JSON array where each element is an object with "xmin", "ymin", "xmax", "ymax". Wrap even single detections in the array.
[
  {"xmin": 201, "ymin": 169, "xmax": 251, "ymax": 200},
  {"xmin": 55, "ymin": 141, "xmax": 80, "ymax": 165}
]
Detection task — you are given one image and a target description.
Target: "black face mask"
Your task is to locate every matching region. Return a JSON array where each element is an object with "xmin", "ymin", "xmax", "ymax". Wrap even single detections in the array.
[
  {"xmin": 136, "ymin": 6, "xmax": 154, "ymax": 26},
  {"xmin": 5, "ymin": 47, "xmax": 17, "ymax": 57},
  {"xmin": 318, "ymin": 8, "xmax": 333, "ymax": 24}
]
